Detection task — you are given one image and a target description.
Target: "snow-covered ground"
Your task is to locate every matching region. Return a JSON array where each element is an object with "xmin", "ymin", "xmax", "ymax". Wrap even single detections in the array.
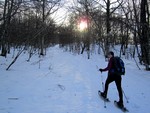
[{"xmin": 0, "ymin": 45, "xmax": 150, "ymax": 113}]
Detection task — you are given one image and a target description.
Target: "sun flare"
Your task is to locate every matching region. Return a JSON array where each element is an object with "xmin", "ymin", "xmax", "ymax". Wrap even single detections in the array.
[{"xmin": 78, "ymin": 21, "xmax": 87, "ymax": 31}]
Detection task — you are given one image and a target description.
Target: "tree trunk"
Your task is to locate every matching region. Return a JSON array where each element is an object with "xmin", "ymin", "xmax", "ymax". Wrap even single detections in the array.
[
  {"xmin": 105, "ymin": 0, "xmax": 111, "ymax": 55},
  {"xmin": 1, "ymin": 0, "xmax": 8, "ymax": 57},
  {"xmin": 40, "ymin": 0, "xmax": 45, "ymax": 55},
  {"xmin": 140, "ymin": 0, "xmax": 150, "ymax": 70}
]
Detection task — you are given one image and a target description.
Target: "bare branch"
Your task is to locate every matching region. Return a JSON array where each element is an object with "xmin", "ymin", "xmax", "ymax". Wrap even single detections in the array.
[{"xmin": 110, "ymin": 0, "xmax": 124, "ymax": 15}]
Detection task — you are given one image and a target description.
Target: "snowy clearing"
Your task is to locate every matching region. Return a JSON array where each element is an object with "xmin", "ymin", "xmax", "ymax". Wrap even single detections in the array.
[{"xmin": 0, "ymin": 45, "xmax": 150, "ymax": 113}]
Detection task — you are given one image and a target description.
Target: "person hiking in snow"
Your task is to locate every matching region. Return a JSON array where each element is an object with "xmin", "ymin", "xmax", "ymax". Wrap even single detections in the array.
[{"xmin": 99, "ymin": 51, "xmax": 124, "ymax": 107}]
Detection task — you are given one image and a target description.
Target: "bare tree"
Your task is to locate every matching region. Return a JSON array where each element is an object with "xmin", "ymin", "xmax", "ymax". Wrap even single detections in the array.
[
  {"xmin": 0, "ymin": 0, "xmax": 22, "ymax": 57},
  {"xmin": 117, "ymin": 0, "xmax": 150, "ymax": 70},
  {"xmin": 140, "ymin": 0, "xmax": 150, "ymax": 70},
  {"xmin": 67, "ymin": 0, "xmax": 94, "ymax": 58},
  {"xmin": 31, "ymin": 0, "xmax": 61, "ymax": 55}
]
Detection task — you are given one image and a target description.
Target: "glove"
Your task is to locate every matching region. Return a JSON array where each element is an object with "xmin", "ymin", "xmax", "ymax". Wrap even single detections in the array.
[{"xmin": 99, "ymin": 68, "xmax": 103, "ymax": 73}]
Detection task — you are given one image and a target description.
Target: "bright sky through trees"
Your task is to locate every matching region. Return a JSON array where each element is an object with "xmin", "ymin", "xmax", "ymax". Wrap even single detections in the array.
[{"xmin": 78, "ymin": 20, "xmax": 88, "ymax": 31}]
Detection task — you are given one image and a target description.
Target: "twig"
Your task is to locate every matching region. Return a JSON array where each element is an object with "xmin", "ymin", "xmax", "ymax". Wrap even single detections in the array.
[{"xmin": 6, "ymin": 47, "xmax": 24, "ymax": 70}]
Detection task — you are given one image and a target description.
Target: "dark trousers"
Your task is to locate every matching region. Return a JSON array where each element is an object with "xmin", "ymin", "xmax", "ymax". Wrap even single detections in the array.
[{"xmin": 104, "ymin": 73, "xmax": 123, "ymax": 103}]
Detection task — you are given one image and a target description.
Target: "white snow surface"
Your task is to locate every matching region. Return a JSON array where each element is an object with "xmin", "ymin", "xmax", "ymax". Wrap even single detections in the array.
[{"xmin": 0, "ymin": 45, "xmax": 150, "ymax": 113}]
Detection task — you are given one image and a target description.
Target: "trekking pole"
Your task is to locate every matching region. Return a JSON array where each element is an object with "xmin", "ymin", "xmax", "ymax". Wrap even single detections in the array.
[
  {"xmin": 96, "ymin": 66, "xmax": 106, "ymax": 108},
  {"xmin": 101, "ymin": 72, "xmax": 107, "ymax": 108},
  {"xmin": 122, "ymin": 88, "xmax": 129, "ymax": 103},
  {"xmin": 96, "ymin": 65, "xmax": 105, "ymax": 91},
  {"xmin": 101, "ymin": 72, "xmax": 105, "ymax": 92},
  {"xmin": 96, "ymin": 65, "xmax": 106, "ymax": 108}
]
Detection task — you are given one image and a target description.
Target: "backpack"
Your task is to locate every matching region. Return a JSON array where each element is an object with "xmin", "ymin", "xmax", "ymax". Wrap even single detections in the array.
[{"xmin": 114, "ymin": 56, "xmax": 125, "ymax": 75}]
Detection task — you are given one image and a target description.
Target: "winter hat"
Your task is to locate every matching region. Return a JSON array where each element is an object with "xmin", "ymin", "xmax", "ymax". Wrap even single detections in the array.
[{"xmin": 108, "ymin": 51, "xmax": 114, "ymax": 56}]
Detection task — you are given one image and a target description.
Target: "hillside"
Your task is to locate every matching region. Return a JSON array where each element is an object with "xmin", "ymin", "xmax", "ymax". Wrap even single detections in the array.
[{"xmin": 0, "ymin": 45, "xmax": 150, "ymax": 113}]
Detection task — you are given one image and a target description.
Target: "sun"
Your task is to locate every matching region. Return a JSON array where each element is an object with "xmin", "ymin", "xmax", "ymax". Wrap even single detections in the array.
[
  {"xmin": 78, "ymin": 19, "xmax": 88, "ymax": 31},
  {"xmin": 79, "ymin": 21, "xmax": 87, "ymax": 31}
]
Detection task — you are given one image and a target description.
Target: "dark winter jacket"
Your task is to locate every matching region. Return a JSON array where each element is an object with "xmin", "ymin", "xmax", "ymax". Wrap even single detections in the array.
[{"xmin": 102, "ymin": 57, "xmax": 116, "ymax": 74}]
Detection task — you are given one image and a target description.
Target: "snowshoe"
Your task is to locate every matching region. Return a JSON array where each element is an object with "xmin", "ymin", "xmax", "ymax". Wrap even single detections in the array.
[
  {"xmin": 114, "ymin": 100, "xmax": 129, "ymax": 112},
  {"xmin": 98, "ymin": 90, "xmax": 110, "ymax": 102}
]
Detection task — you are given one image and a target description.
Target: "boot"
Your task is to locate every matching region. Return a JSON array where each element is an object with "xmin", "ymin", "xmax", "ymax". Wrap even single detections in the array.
[
  {"xmin": 117, "ymin": 101, "xmax": 124, "ymax": 108},
  {"xmin": 101, "ymin": 92, "xmax": 106, "ymax": 99}
]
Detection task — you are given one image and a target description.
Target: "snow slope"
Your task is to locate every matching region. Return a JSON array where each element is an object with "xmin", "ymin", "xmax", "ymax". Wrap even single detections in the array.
[{"xmin": 0, "ymin": 45, "xmax": 150, "ymax": 113}]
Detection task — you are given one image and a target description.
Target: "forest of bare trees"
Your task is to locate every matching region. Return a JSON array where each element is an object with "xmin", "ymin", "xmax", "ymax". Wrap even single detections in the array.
[{"xmin": 0, "ymin": 0, "xmax": 150, "ymax": 70}]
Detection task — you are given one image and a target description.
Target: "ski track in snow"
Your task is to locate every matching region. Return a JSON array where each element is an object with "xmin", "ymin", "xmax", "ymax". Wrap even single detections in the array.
[{"xmin": 0, "ymin": 45, "xmax": 150, "ymax": 113}]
